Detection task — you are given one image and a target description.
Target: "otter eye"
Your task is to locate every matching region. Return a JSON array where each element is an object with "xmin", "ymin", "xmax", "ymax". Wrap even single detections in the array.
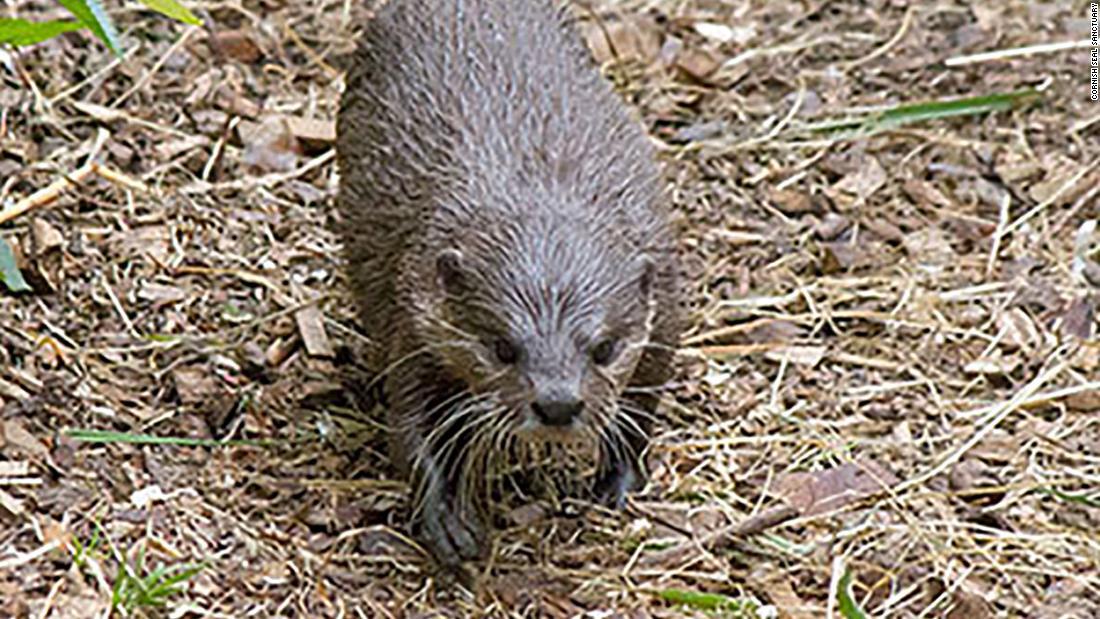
[
  {"xmin": 493, "ymin": 338, "xmax": 520, "ymax": 365},
  {"xmin": 591, "ymin": 338, "xmax": 619, "ymax": 366}
]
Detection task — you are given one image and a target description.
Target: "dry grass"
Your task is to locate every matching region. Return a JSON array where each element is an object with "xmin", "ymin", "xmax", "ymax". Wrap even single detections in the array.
[{"xmin": 1, "ymin": 0, "xmax": 1098, "ymax": 617}]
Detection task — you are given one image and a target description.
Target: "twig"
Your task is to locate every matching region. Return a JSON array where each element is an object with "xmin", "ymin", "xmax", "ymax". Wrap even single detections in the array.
[
  {"xmin": 0, "ymin": 164, "xmax": 97, "ymax": 225},
  {"xmin": 895, "ymin": 359, "xmax": 1068, "ymax": 494},
  {"xmin": 844, "ymin": 6, "xmax": 916, "ymax": 69},
  {"xmin": 945, "ymin": 39, "xmax": 1094, "ymax": 66}
]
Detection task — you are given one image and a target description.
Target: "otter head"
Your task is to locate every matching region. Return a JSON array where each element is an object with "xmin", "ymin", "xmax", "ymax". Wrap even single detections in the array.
[{"xmin": 421, "ymin": 215, "xmax": 656, "ymax": 442}]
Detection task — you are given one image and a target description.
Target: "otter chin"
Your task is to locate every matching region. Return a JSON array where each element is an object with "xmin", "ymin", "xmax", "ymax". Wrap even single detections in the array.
[{"xmin": 336, "ymin": 0, "xmax": 684, "ymax": 568}]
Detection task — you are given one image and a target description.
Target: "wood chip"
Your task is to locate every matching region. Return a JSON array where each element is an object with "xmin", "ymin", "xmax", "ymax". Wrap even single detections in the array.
[
  {"xmin": 0, "ymin": 488, "xmax": 24, "ymax": 516},
  {"xmin": 295, "ymin": 305, "xmax": 334, "ymax": 359},
  {"xmin": 764, "ymin": 345, "xmax": 826, "ymax": 367},
  {"xmin": 0, "ymin": 420, "xmax": 48, "ymax": 458},
  {"xmin": 284, "ymin": 117, "xmax": 336, "ymax": 152}
]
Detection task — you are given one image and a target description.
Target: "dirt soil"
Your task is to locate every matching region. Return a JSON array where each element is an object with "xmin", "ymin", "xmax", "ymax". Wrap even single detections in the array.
[{"xmin": 2, "ymin": 0, "xmax": 1099, "ymax": 617}]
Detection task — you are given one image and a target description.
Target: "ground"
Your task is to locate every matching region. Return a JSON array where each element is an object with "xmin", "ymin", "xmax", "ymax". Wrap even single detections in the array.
[{"xmin": 1, "ymin": 0, "xmax": 1099, "ymax": 617}]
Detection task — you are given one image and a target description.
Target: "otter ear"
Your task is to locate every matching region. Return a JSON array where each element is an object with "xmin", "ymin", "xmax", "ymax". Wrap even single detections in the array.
[
  {"xmin": 638, "ymin": 258, "xmax": 656, "ymax": 299},
  {"xmin": 436, "ymin": 249, "xmax": 466, "ymax": 294}
]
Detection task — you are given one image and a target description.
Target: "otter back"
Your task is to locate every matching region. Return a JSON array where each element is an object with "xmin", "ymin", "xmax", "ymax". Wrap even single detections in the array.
[{"xmin": 336, "ymin": 0, "xmax": 674, "ymax": 370}]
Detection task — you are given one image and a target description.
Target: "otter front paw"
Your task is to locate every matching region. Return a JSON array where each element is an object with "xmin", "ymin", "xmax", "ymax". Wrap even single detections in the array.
[
  {"xmin": 414, "ymin": 497, "xmax": 487, "ymax": 566},
  {"xmin": 592, "ymin": 457, "xmax": 644, "ymax": 509}
]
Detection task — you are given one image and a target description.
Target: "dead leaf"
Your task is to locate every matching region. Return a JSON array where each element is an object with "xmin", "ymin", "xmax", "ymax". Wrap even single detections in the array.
[
  {"xmin": 154, "ymin": 134, "xmax": 211, "ymax": 161},
  {"xmin": 114, "ymin": 226, "xmax": 170, "ymax": 263},
  {"xmin": 903, "ymin": 179, "xmax": 953, "ymax": 209},
  {"xmin": 946, "ymin": 589, "xmax": 994, "ymax": 619},
  {"xmin": 172, "ymin": 366, "xmax": 222, "ymax": 406},
  {"xmin": 582, "ymin": 16, "xmax": 662, "ymax": 65},
  {"xmin": 240, "ymin": 116, "xmax": 300, "ymax": 172},
  {"xmin": 1060, "ymin": 296, "xmax": 1095, "ymax": 340},
  {"xmin": 996, "ymin": 307, "xmax": 1042, "ymax": 352},
  {"xmin": 814, "ymin": 213, "xmax": 850, "ymax": 241},
  {"xmin": 30, "ymin": 219, "xmax": 63, "ymax": 256},
  {"xmin": 903, "ymin": 226, "xmax": 956, "ymax": 268},
  {"xmin": 833, "ymin": 156, "xmax": 887, "ymax": 200},
  {"xmin": 820, "ymin": 242, "xmax": 876, "ymax": 273},
  {"xmin": 675, "ymin": 48, "xmax": 722, "ymax": 82},
  {"xmin": 775, "ymin": 459, "xmax": 899, "ymax": 517},
  {"xmin": 506, "ymin": 503, "xmax": 547, "ymax": 527},
  {"xmin": 768, "ymin": 187, "xmax": 816, "ymax": 215},
  {"xmin": 211, "ymin": 29, "xmax": 264, "ymax": 64},
  {"xmin": 1065, "ymin": 388, "xmax": 1100, "ymax": 412},
  {"xmin": 748, "ymin": 566, "xmax": 815, "ymax": 619},
  {"xmin": 1, "ymin": 419, "xmax": 48, "ymax": 458}
]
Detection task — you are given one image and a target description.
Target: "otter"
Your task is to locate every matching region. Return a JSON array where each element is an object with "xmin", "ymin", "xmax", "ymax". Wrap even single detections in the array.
[{"xmin": 335, "ymin": 0, "xmax": 683, "ymax": 567}]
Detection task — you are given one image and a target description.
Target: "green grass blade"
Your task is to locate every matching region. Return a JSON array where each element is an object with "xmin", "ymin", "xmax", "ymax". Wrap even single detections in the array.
[
  {"xmin": 1040, "ymin": 487, "xmax": 1100, "ymax": 508},
  {"xmin": 0, "ymin": 237, "xmax": 31, "ymax": 293},
  {"xmin": 57, "ymin": 0, "xmax": 122, "ymax": 55},
  {"xmin": 0, "ymin": 18, "xmax": 85, "ymax": 46},
  {"xmin": 148, "ymin": 563, "xmax": 205, "ymax": 598},
  {"xmin": 837, "ymin": 570, "xmax": 869, "ymax": 619},
  {"xmin": 803, "ymin": 88, "xmax": 1041, "ymax": 138},
  {"xmin": 658, "ymin": 588, "xmax": 754, "ymax": 614},
  {"xmin": 137, "ymin": 0, "xmax": 203, "ymax": 26},
  {"xmin": 64, "ymin": 429, "xmax": 276, "ymax": 448},
  {"xmin": 871, "ymin": 88, "xmax": 1040, "ymax": 128}
]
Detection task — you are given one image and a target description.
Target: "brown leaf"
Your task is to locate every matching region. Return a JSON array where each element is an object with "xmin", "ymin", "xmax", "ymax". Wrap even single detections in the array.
[
  {"xmin": 775, "ymin": 459, "xmax": 898, "ymax": 517},
  {"xmin": 210, "ymin": 29, "xmax": 264, "ymax": 64},
  {"xmin": 154, "ymin": 134, "xmax": 210, "ymax": 161},
  {"xmin": 767, "ymin": 187, "xmax": 816, "ymax": 215},
  {"xmin": 820, "ymin": 241, "xmax": 877, "ymax": 273},
  {"xmin": 172, "ymin": 366, "xmax": 222, "ymax": 406},
  {"xmin": 902, "ymin": 226, "xmax": 956, "ymax": 268},
  {"xmin": 1, "ymin": 419, "xmax": 49, "ymax": 458},
  {"xmin": 1060, "ymin": 296, "xmax": 1095, "ymax": 340},
  {"xmin": 114, "ymin": 226, "xmax": 170, "ymax": 263},
  {"xmin": 30, "ymin": 219, "xmax": 63, "ymax": 256},
  {"xmin": 946, "ymin": 589, "xmax": 994, "ymax": 619},
  {"xmin": 814, "ymin": 213, "xmax": 851, "ymax": 241},
  {"xmin": 996, "ymin": 307, "xmax": 1042, "ymax": 352},
  {"xmin": 582, "ymin": 16, "xmax": 662, "ymax": 65},
  {"xmin": 240, "ymin": 116, "xmax": 300, "ymax": 172},
  {"xmin": 833, "ymin": 156, "xmax": 887, "ymax": 200},
  {"xmin": 675, "ymin": 48, "xmax": 722, "ymax": 82},
  {"xmin": 903, "ymin": 179, "xmax": 953, "ymax": 209}
]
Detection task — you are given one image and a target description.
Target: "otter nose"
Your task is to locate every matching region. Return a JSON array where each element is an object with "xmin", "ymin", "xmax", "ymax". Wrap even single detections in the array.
[{"xmin": 532, "ymin": 398, "xmax": 584, "ymax": 427}]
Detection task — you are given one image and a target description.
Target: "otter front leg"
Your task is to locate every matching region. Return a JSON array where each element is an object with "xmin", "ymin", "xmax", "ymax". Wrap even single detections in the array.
[
  {"xmin": 388, "ymin": 381, "xmax": 487, "ymax": 566},
  {"xmin": 407, "ymin": 447, "xmax": 487, "ymax": 566},
  {"xmin": 592, "ymin": 396, "xmax": 653, "ymax": 508}
]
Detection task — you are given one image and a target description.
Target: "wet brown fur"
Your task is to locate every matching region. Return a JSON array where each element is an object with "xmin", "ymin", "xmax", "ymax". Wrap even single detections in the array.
[{"xmin": 335, "ymin": 0, "xmax": 684, "ymax": 566}]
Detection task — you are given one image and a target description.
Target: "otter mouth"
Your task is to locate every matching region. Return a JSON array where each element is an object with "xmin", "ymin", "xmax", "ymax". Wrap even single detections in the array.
[{"xmin": 515, "ymin": 410, "xmax": 593, "ymax": 445}]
